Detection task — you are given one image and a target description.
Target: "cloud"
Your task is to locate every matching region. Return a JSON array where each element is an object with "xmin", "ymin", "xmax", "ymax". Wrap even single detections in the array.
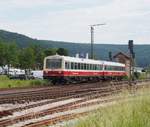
[
  {"xmin": 0, "ymin": 0, "xmax": 111, "ymax": 10},
  {"xmin": 0, "ymin": 0, "xmax": 150, "ymax": 44},
  {"xmin": 0, "ymin": 0, "xmax": 51, "ymax": 8}
]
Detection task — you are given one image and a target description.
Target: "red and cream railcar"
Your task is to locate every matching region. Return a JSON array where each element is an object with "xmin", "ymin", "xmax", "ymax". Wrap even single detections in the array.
[{"xmin": 43, "ymin": 55, "xmax": 126, "ymax": 84}]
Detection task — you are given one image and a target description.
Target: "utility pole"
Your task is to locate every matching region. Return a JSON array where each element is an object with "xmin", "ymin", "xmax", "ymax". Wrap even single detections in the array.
[
  {"xmin": 90, "ymin": 24, "xmax": 106, "ymax": 59},
  {"xmin": 90, "ymin": 26, "xmax": 94, "ymax": 60}
]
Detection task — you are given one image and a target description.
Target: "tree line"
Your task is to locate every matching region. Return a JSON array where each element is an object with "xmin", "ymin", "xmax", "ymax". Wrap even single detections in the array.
[{"xmin": 0, "ymin": 42, "xmax": 68, "ymax": 71}]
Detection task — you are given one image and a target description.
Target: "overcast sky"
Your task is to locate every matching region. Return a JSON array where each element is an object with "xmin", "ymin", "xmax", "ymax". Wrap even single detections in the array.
[{"xmin": 0, "ymin": 0, "xmax": 150, "ymax": 44}]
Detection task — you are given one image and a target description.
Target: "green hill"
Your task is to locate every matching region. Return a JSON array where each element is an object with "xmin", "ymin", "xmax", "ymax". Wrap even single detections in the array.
[{"xmin": 0, "ymin": 29, "xmax": 150, "ymax": 67}]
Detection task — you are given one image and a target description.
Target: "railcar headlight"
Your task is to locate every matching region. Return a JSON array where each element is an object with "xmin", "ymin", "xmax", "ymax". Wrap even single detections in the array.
[
  {"xmin": 58, "ymin": 71, "xmax": 62, "ymax": 74},
  {"xmin": 44, "ymin": 70, "xmax": 48, "ymax": 73}
]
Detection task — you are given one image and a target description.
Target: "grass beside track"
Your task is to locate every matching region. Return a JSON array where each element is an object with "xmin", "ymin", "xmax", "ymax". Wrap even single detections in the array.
[
  {"xmin": 0, "ymin": 75, "xmax": 48, "ymax": 88},
  {"xmin": 69, "ymin": 88, "xmax": 150, "ymax": 127}
]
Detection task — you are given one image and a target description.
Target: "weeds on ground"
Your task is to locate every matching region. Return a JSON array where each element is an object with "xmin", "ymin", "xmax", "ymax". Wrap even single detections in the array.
[
  {"xmin": 0, "ymin": 75, "xmax": 49, "ymax": 88},
  {"xmin": 67, "ymin": 88, "xmax": 150, "ymax": 127}
]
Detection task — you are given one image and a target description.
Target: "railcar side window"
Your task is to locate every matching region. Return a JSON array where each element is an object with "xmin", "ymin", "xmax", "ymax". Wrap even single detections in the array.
[
  {"xmin": 84, "ymin": 64, "xmax": 86, "ymax": 70},
  {"xmin": 106, "ymin": 66, "xmax": 125, "ymax": 71},
  {"xmin": 122, "ymin": 67, "xmax": 125, "ymax": 71},
  {"xmin": 85, "ymin": 64, "xmax": 88, "ymax": 70},
  {"xmin": 113, "ymin": 66, "xmax": 116, "ymax": 70},
  {"xmin": 87, "ymin": 64, "xmax": 90, "ymax": 70},
  {"xmin": 46, "ymin": 59, "xmax": 62, "ymax": 69},
  {"xmin": 65, "ymin": 62, "xmax": 70, "ymax": 69},
  {"xmin": 105, "ymin": 65, "xmax": 112, "ymax": 70},
  {"xmin": 93, "ymin": 65, "xmax": 96, "ymax": 70},
  {"xmin": 78, "ymin": 63, "xmax": 81, "ymax": 70},
  {"xmin": 75, "ymin": 63, "xmax": 78, "ymax": 69},
  {"xmin": 97, "ymin": 65, "xmax": 102, "ymax": 70},
  {"xmin": 71, "ymin": 62, "xmax": 74, "ymax": 69},
  {"xmin": 93, "ymin": 65, "xmax": 95, "ymax": 70},
  {"xmin": 97, "ymin": 65, "xmax": 99, "ymax": 70},
  {"xmin": 81, "ymin": 63, "xmax": 84, "ymax": 70},
  {"xmin": 119, "ymin": 67, "xmax": 125, "ymax": 71},
  {"xmin": 96, "ymin": 65, "xmax": 98, "ymax": 70},
  {"xmin": 90, "ymin": 64, "xmax": 93, "ymax": 70},
  {"xmin": 100, "ymin": 65, "xmax": 103, "ymax": 70}
]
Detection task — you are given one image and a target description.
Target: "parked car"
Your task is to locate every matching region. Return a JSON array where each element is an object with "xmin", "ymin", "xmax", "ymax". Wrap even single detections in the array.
[
  {"xmin": 8, "ymin": 68, "xmax": 34, "ymax": 80},
  {"xmin": 31, "ymin": 70, "xmax": 43, "ymax": 79}
]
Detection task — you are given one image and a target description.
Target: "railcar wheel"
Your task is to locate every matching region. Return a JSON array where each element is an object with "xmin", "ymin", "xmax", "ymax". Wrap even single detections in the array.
[{"xmin": 52, "ymin": 80, "xmax": 57, "ymax": 85}]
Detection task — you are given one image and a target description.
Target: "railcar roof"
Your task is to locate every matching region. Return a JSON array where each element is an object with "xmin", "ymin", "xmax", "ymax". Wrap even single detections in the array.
[{"xmin": 45, "ymin": 55, "xmax": 125, "ymax": 67}]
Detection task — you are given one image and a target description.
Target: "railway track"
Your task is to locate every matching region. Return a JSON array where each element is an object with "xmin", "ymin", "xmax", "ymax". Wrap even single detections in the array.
[
  {"xmin": 0, "ymin": 89, "xmax": 122, "ymax": 126},
  {"xmin": 0, "ymin": 81, "xmax": 130, "ymax": 104},
  {"xmin": 0, "ymin": 79, "xmax": 150, "ymax": 127},
  {"xmin": 23, "ymin": 91, "xmax": 150, "ymax": 127},
  {"xmin": 0, "ymin": 79, "xmax": 146, "ymax": 104},
  {"xmin": 0, "ymin": 90, "xmax": 148, "ymax": 127},
  {"xmin": 0, "ymin": 85, "xmax": 123, "ymax": 118},
  {"xmin": 0, "ymin": 80, "xmax": 149, "ymax": 106}
]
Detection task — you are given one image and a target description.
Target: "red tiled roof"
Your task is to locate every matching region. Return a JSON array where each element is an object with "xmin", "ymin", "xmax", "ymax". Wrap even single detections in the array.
[{"xmin": 113, "ymin": 52, "xmax": 130, "ymax": 59}]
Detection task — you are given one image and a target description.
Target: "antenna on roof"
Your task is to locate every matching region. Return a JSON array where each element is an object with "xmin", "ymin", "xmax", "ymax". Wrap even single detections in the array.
[
  {"xmin": 89, "ymin": 23, "xmax": 106, "ymax": 59},
  {"xmin": 75, "ymin": 53, "xmax": 79, "ymax": 58}
]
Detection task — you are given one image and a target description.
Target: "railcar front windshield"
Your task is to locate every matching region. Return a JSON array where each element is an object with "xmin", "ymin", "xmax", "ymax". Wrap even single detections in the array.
[{"xmin": 46, "ymin": 59, "xmax": 62, "ymax": 69}]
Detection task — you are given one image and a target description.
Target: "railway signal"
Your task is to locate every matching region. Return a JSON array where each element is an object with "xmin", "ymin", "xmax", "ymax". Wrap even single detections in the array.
[
  {"xmin": 128, "ymin": 40, "xmax": 135, "ymax": 85},
  {"xmin": 90, "ymin": 23, "xmax": 106, "ymax": 59},
  {"xmin": 128, "ymin": 40, "xmax": 135, "ymax": 58}
]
